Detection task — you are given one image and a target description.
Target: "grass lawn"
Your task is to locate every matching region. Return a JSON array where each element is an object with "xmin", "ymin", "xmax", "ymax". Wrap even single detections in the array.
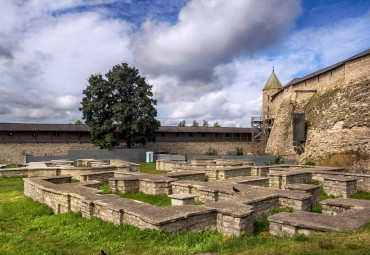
[
  {"xmin": 1, "ymin": 177, "xmax": 369, "ymax": 254},
  {"xmin": 139, "ymin": 162, "xmax": 169, "ymax": 174},
  {"xmin": 99, "ymin": 183, "xmax": 171, "ymax": 207},
  {"xmin": 350, "ymin": 190, "xmax": 370, "ymax": 200}
]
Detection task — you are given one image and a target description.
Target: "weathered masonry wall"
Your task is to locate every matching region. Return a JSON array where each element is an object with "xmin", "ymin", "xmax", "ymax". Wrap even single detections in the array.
[
  {"xmin": 1, "ymin": 141, "xmax": 253, "ymax": 164},
  {"xmin": 266, "ymin": 52, "xmax": 370, "ymax": 168},
  {"xmin": 268, "ymin": 198, "xmax": 370, "ymax": 236},
  {"xmin": 0, "ymin": 143, "xmax": 98, "ymax": 164},
  {"xmin": 24, "ymin": 176, "xmax": 256, "ymax": 236},
  {"xmin": 144, "ymin": 141, "xmax": 253, "ymax": 156}
]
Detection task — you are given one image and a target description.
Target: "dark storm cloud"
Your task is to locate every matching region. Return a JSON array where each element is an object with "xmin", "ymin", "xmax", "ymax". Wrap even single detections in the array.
[
  {"xmin": 0, "ymin": 45, "xmax": 13, "ymax": 59},
  {"xmin": 133, "ymin": 0, "xmax": 301, "ymax": 82}
]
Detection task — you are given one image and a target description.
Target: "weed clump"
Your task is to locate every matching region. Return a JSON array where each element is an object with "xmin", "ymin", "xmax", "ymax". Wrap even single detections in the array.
[
  {"xmin": 205, "ymin": 147, "xmax": 218, "ymax": 156},
  {"xmin": 235, "ymin": 147, "xmax": 244, "ymax": 156},
  {"xmin": 254, "ymin": 206, "xmax": 294, "ymax": 234},
  {"xmin": 350, "ymin": 190, "xmax": 370, "ymax": 200},
  {"xmin": 304, "ymin": 180, "xmax": 320, "ymax": 185},
  {"xmin": 265, "ymin": 156, "xmax": 285, "ymax": 165},
  {"xmin": 303, "ymin": 160, "xmax": 315, "ymax": 166}
]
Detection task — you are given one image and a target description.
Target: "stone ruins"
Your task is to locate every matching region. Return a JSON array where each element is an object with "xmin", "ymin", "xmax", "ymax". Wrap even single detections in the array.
[{"xmin": 2, "ymin": 158, "xmax": 368, "ymax": 236}]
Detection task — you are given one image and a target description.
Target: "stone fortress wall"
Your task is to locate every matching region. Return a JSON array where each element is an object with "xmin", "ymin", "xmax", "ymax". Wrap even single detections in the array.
[
  {"xmin": 265, "ymin": 50, "xmax": 370, "ymax": 168},
  {"xmin": 0, "ymin": 141, "xmax": 252, "ymax": 164},
  {"xmin": 0, "ymin": 143, "xmax": 98, "ymax": 164},
  {"xmin": 143, "ymin": 141, "xmax": 252, "ymax": 156}
]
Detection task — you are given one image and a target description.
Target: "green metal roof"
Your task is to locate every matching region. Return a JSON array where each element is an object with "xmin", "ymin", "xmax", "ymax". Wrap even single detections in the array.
[{"xmin": 263, "ymin": 70, "xmax": 283, "ymax": 90}]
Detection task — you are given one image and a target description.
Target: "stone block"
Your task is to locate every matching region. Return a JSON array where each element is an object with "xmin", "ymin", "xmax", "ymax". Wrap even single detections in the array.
[{"xmin": 169, "ymin": 194, "xmax": 197, "ymax": 205}]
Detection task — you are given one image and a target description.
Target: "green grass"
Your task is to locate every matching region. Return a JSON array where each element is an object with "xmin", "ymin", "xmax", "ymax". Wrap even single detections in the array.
[
  {"xmin": 1, "ymin": 177, "xmax": 370, "ymax": 254},
  {"xmin": 194, "ymin": 199, "xmax": 204, "ymax": 205},
  {"xmin": 319, "ymin": 187, "xmax": 341, "ymax": 201},
  {"xmin": 9, "ymin": 163, "xmax": 18, "ymax": 168},
  {"xmin": 304, "ymin": 179, "xmax": 320, "ymax": 185},
  {"xmin": 99, "ymin": 183, "xmax": 171, "ymax": 206},
  {"xmin": 350, "ymin": 190, "xmax": 370, "ymax": 200},
  {"xmin": 116, "ymin": 191, "xmax": 171, "ymax": 207},
  {"xmin": 304, "ymin": 180, "xmax": 341, "ymax": 201},
  {"xmin": 100, "ymin": 182, "xmax": 110, "ymax": 194},
  {"xmin": 312, "ymin": 204, "xmax": 323, "ymax": 214},
  {"xmin": 139, "ymin": 162, "xmax": 169, "ymax": 174}
]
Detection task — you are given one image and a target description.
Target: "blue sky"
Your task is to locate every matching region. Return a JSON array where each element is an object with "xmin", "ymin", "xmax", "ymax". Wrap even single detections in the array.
[{"xmin": 0, "ymin": 0, "xmax": 369, "ymax": 127}]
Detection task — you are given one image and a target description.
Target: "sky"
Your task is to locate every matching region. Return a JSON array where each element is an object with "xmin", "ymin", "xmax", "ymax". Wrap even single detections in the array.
[{"xmin": 0, "ymin": 0, "xmax": 369, "ymax": 127}]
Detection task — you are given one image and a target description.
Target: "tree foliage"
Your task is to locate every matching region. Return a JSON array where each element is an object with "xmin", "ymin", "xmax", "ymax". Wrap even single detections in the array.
[
  {"xmin": 178, "ymin": 120, "xmax": 186, "ymax": 127},
  {"xmin": 202, "ymin": 120, "xmax": 209, "ymax": 127},
  {"xmin": 80, "ymin": 63, "xmax": 160, "ymax": 149},
  {"xmin": 191, "ymin": 120, "xmax": 199, "ymax": 127},
  {"xmin": 213, "ymin": 122, "xmax": 221, "ymax": 127}
]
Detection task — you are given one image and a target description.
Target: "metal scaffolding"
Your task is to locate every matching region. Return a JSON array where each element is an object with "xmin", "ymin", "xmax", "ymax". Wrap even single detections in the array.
[{"xmin": 251, "ymin": 116, "xmax": 265, "ymax": 155}]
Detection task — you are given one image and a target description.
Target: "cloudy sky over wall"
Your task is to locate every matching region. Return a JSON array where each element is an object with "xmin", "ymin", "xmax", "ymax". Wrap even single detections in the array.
[{"xmin": 0, "ymin": 0, "xmax": 369, "ymax": 126}]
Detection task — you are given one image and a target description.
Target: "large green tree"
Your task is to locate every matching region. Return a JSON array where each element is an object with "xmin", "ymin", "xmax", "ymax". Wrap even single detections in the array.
[
  {"xmin": 80, "ymin": 63, "xmax": 160, "ymax": 149},
  {"xmin": 191, "ymin": 120, "xmax": 199, "ymax": 127},
  {"xmin": 178, "ymin": 120, "xmax": 186, "ymax": 127}
]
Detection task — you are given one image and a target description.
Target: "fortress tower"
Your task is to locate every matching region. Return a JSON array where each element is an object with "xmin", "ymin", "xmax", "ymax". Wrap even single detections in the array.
[{"xmin": 262, "ymin": 68, "xmax": 283, "ymax": 121}]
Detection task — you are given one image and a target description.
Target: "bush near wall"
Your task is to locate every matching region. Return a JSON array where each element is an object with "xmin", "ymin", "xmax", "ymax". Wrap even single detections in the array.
[{"xmin": 205, "ymin": 147, "xmax": 218, "ymax": 156}]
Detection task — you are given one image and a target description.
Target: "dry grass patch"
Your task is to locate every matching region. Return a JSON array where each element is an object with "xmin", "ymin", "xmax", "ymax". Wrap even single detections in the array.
[{"xmin": 316, "ymin": 150, "xmax": 369, "ymax": 168}]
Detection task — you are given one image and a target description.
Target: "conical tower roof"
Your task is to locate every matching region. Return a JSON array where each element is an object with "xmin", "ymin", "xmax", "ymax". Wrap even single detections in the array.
[{"xmin": 263, "ymin": 68, "xmax": 283, "ymax": 90}]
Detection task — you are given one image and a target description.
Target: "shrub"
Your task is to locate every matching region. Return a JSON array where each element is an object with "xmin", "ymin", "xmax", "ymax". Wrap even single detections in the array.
[
  {"xmin": 312, "ymin": 204, "xmax": 322, "ymax": 214},
  {"xmin": 235, "ymin": 147, "xmax": 244, "ymax": 156},
  {"xmin": 254, "ymin": 206, "xmax": 293, "ymax": 234},
  {"xmin": 253, "ymin": 214, "xmax": 270, "ymax": 234},
  {"xmin": 265, "ymin": 156, "xmax": 285, "ymax": 165},
  {"xmin": 194, "ymin": 199, "xmax": 204, "ymax": 205},
  {"xmin": 205, "ymin": 147, "xmax": 218, "ymax": 156},
  {"xmin": 303, "ymin": 161, "xmax": 315, "ymax": 166}
]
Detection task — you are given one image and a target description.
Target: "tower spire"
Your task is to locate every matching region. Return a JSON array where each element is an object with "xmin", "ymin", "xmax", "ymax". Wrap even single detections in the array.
[{"xmin": 263, "ymin": 68, "xmax": 283, "ymax": 91}]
